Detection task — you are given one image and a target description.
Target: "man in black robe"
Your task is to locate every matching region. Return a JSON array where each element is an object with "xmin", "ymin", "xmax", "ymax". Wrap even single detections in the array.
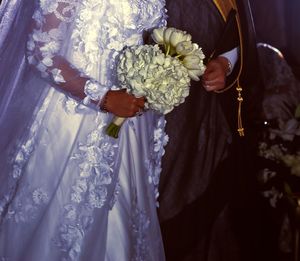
[{"xmin": 159, "ymin": 0, "xmax": 262, "ymax": 260}]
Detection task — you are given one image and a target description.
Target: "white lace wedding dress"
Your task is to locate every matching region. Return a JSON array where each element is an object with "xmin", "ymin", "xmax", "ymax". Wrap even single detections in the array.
[{"xmin": 0, "ymin": 0, "xmax": 167, "ymax": 260}]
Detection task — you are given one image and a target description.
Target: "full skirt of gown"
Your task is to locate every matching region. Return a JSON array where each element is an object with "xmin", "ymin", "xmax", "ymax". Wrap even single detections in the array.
[{"xmin": 0, "ymin": 0, "xmax": 167, "ymax": 260}]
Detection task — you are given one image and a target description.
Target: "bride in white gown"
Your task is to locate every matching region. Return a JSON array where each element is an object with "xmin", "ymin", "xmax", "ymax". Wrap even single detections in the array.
[{"xmin": 0, "ymin": 0, "xmax": 167, "ymax": 260}]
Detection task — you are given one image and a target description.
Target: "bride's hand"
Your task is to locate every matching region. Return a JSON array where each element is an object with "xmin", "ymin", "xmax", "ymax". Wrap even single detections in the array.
[{"xmin": 103, "ymin": 89, "xmax": 146, "ymax": 117}]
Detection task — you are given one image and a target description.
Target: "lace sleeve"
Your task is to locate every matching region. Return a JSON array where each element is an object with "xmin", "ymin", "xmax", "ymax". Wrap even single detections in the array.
[{"xmin": 26, "ymin": 0, "xmax": 108, "ymax": 105}]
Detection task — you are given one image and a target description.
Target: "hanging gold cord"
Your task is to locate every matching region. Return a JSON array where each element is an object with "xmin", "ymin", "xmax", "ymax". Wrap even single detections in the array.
[{"xmin": 212, "ymin": 0, "xmax": 245, "ymax": 136}]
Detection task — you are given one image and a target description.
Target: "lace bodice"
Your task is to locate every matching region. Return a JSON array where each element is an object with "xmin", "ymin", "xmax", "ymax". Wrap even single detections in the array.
[{"xmin": 27, "ymin": 0, "xmax": 166, "ymax": 104}]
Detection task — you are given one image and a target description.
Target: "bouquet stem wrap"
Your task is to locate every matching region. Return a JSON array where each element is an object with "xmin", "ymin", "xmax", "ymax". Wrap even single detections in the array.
[{"xmin": 106, "ymin": 117, "xmax": 126, "ymax": 138}]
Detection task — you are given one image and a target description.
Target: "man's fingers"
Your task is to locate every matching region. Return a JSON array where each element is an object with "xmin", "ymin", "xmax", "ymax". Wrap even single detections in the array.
[
  {"xmin": 203, "ymin": 79, "xmax": 225, "ymax": 91},
  {"xmin": 203, "ymin": 71, "xmax": 219, "ymax": 82},
  {"xmin": 203, "ymin": 78, "xmax": 220, "ymax": 85},
  {"xmin": 202, "ymin": 78, "xmax": 224, "ymax": 88}
]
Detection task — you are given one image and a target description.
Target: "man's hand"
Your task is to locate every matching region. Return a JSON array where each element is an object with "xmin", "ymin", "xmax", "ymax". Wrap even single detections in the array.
[{"xmin": 201, "ymin": 56, "xmax": 230, "ymax": 92}]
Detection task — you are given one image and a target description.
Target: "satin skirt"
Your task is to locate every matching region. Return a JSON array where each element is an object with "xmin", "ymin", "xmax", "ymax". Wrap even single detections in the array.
[{"xmin": 0, "ymin": 87, "xmax": 165, "ymax": 261}]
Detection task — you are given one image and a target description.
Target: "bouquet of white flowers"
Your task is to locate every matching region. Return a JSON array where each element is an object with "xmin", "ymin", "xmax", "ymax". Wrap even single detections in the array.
[{"xmin": 106, "ymin": 27, "xmax": 206, "ymax": 138}]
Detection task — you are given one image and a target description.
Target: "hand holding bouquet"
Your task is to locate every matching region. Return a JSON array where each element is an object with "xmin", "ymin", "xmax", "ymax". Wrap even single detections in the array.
[{"xmin": 106, "ymin": 27, "xmax": 206, "ymax": 138}]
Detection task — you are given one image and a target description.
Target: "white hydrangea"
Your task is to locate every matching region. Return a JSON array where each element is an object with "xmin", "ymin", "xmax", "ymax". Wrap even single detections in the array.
[
  {"xmin": 106, "ymin": 27, "xmax": 206, "ymax": 139},
  {"xmin": 117, "ymin": 44, "xmax": 191, "ymax": 114}
]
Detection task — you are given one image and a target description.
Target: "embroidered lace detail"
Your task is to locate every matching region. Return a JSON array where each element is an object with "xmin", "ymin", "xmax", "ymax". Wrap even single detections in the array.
[
  {"xmin": 5, "ymin": 187, "xmax": 49, "ymax": 224},
  {"xmin": 83, "ymin": 79, "xmax": 109, "ymax": 105},
  {"xmin": 55, "ymin": 115, "xmax": 119, "ymax": 260},
  {"xmin": 70, "ymin": 0, "xmax": 167, "ymax": 86},
  {"xmin": 0, "ymin": 90, "xmax": 53, "ymax": 223},
  {"xmin": 27, "ymin": 23, "xmax": 68, "ymax": 81},
  {"xmin": 146, "ymin": 116, "xmax": 168, "ymax": 204},
  {"xmin": 70, "ymin": 0, "xmax": 106, "ymax": 74},
  {"xmin": 130, "ymin": 0, "xmax": 167, "ymax": 32},
  {"xmin": 131, "ymin": 207, "xmax": 151, "ymax": 261},
  {"xmin": 130, "ymin": 116, "xmax": 168, "ymax": 260},
  {"xmin": 26, "ymin": 0, "xmax": 112, "ymax": 113},
  {"xmin": 27, "ymin": 1, "xmax": 79, "ymax": 83},
  {"xmin": 39, "ymin": 0, "xmax": 78, "ymax": 23},
  {"xmin": 12, "ymin": 90, "xmax": 53, "ymax": 178},
  {"xmin": 108, "ymin": 180, "xmax": 121, "ymax": 210}
]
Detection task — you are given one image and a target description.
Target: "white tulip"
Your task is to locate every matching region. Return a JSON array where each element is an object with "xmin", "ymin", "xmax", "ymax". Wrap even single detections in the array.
[
  {"xmin": 152, "ymin": 27, "xmax": 166, "ymax": 44},
  {"xmin": 182, "ymin": 55, "xmax": 202, "ymax": 70},
  {"xmin": 193, "ymin": 48, "xmax": 206, "ymax": 60},
  {"xmin": 163, "ymin": 27, "xmax": 176, "ymax": 44},
  {"xmin": 185, "ymin": 33, "xmax": 192, "ymax": 42},
  {"xmin": 170, "ymin": 31, "xmax": 192, "ymax": 47},
  {"xmin": 176, "ymin": 41, "xmax": 196, "ymax": 56},
  {"xmin": 187, "ymin": 69, "xmax": 204, "ymax": 81}
]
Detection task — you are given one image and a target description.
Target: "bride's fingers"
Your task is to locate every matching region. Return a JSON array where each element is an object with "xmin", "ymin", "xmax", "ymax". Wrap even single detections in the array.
[
  {"xmin": 134, "ymin": 96, "xmax": 146, "ymax": 109},
  {"xmin": 105, "ymin": 90, "xmax": 146, "ymax": 117}
]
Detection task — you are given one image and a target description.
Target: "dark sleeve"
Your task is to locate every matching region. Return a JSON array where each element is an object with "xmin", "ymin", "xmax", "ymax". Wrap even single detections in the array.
[{"xmin": 211, "ymin": 9, "xmax": 239, "ymax": 58}]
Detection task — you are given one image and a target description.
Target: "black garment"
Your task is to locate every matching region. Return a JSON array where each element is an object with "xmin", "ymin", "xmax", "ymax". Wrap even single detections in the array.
[
  {"xmin": 159, "ymin": 0, "xmax": 262, "ymax": 260},
  {"xmin": 159, "ymin": 0, "xmax": 237, "ymax": 222}
]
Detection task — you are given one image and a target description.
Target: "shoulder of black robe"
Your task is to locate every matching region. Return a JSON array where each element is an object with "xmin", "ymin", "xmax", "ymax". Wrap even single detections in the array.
[{"xmin": 158, "ymin": 0, "xmax": 261, "ymax": 221}]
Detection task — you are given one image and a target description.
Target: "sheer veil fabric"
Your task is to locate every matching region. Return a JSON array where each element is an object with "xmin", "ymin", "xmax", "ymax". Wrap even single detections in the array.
[
  {"xmin": 0, "ymin": 0, "xmax": 167, "ymax": 260},
  {"xmin": 0, "ymin": 0, "xmax": 40, "ymax": 166}
]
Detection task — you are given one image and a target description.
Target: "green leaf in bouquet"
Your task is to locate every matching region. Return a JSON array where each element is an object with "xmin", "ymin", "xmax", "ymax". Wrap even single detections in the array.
[
  {"xmin": 295, "ymin": 104, "xmax": 300, "ymax": 118},
  {"xmin": 284, "ymin": 182, "xmax": 293, "ymax": 195}
]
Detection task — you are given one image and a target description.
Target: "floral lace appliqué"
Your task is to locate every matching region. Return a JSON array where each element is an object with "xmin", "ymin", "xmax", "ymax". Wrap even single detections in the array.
[
  {"xmin": 0, "ymin": 90, "xmax": 53, "ymax": 223},
  {"xmin": 55, "ymin": 114, "xmax": 119, "ymax": 260},
  {"xmin": 146, "ymin": 116, "xmax": 168, "ymax": 204},
  {"xmin": 131, "ymin": 207, "xmax": 151, "ymax": 261},
  {"xmin": 5, "ymin": 187, "xmax": 49, "ymax": 224},
  {"xmin": 27, "ymin": 0, "xmax": 80, "ymax": 83},
  {"xmin": 130, "ymin": 0, "xmax": 167, "ymax": 32}
]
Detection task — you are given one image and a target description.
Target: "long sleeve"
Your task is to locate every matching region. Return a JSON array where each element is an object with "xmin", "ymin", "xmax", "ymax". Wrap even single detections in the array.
[
  {"xmin": 219, "ymin": 47, "xmax": 239, "ymax": 75},
  {"xmin": 26, "ymin": 0, "xmax": 108, "ymax": 104}
]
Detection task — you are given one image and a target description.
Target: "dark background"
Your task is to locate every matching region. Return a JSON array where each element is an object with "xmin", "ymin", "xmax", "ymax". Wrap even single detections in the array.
[{"xmin": 249, "ymin": 0, "xmax": 300, "ymax": 79}]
